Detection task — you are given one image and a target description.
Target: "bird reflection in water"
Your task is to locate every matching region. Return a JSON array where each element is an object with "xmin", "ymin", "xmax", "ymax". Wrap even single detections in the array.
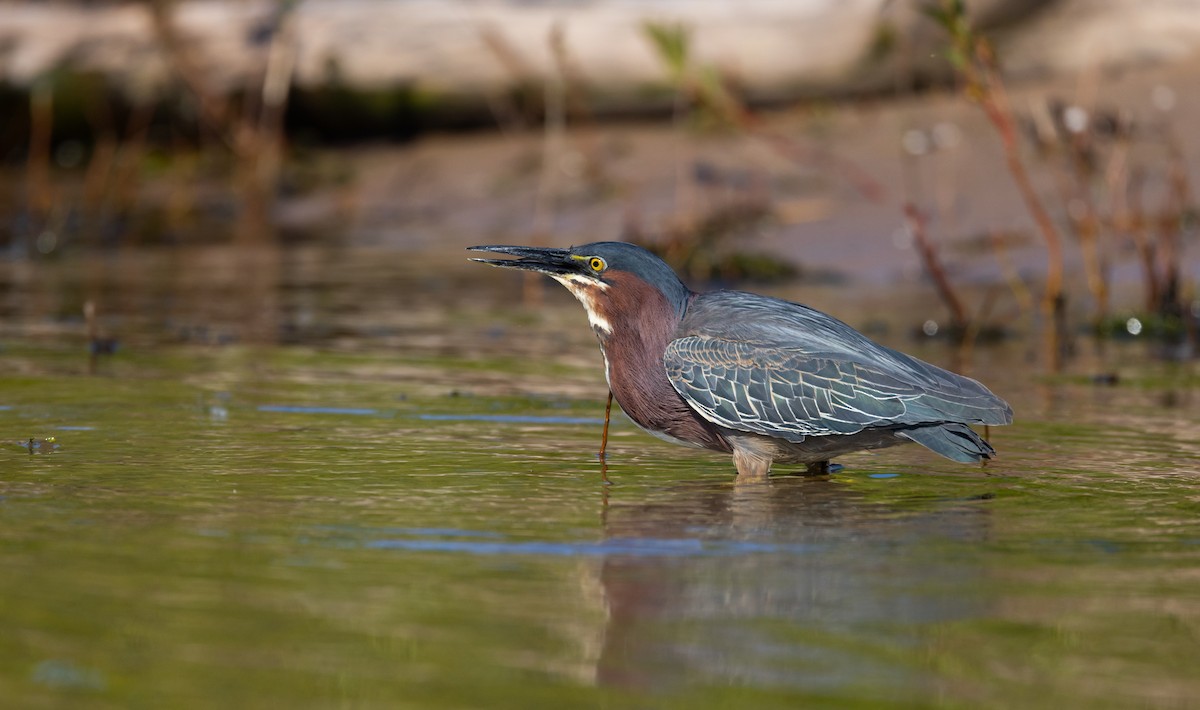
[{"xmin": 590, "ymin": 474, "xmax": 992, "ymax": 693}]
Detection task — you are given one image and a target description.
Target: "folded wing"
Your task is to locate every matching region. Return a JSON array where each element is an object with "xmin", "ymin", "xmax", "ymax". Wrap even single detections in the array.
[{"xmin": 664, "ymin": 291, "xmax": 1012, "ymax": 442}]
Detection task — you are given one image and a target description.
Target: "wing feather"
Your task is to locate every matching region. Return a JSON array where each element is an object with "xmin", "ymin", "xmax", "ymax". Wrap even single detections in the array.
[{"xmin": 663, "ymin": 291, "xmax": 1012, "ymax": 441}]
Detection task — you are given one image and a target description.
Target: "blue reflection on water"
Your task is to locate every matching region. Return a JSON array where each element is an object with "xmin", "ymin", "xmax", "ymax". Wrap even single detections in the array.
[
  {"xmin": 31, "ymin": 660, "xmax": 106, "ymax": 691},
  {"xmin": 365, "ymin": 535, "xmax": 818, "ymax": 558},
  {"xmin": 313, "ymin": 525, "xmax": 505, "ymax": 539},
  {"xmin": 258, "ymin": 405, "xmax": 383, "ymax": 416}
]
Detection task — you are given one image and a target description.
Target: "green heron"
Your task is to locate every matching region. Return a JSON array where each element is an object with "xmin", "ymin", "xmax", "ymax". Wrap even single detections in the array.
[{"xmin": 469, "ymin": 242, "xmax": 1012, "ymax": 480}]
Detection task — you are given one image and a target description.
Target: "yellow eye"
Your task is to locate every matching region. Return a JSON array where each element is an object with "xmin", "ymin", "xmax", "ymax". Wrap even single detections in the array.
[{"xmin": 588, "ymin": 257, "xmax": 606, "ymax": 272}]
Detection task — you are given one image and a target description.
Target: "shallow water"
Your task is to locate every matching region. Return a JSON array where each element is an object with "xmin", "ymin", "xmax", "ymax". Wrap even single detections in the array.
[{"xmin": 2, "ymin": 328, "xmax": 1199, "ymax": 709}]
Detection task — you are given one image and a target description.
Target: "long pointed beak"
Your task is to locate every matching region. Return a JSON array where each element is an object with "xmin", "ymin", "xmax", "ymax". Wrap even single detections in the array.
[{"xmin": 467, "ymin": 245, "xmax": 575, "ymax": 275}]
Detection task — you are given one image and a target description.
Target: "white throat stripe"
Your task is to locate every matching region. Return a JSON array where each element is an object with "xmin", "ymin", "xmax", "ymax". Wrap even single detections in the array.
[{"xmin": 550, "ymin": 274, "xmax": 613, "ymax": 334}]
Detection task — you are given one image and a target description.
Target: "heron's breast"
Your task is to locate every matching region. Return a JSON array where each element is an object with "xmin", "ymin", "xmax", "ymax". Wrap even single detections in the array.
[{"xmin": 597, "ymin": 277, "xmax": 731, "ymax": 453}]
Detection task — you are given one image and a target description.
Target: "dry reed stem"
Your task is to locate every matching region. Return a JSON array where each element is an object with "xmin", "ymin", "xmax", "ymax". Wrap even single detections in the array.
[
  {"xmin": 1051, "ymin": 166, "xmax": 1108, "ymax": 322},
  {"xmin": 1125, "ymin": 171, "xmax": 1161, "ymax": 312},
  {"xmin": 26, "ymin": 80, "xmax": 54, "ymax": 223},
  {"xmin": 150, "ymin": 0, "xmax": 297, "ymax": 255},
  {"xmin": 111, "ymin": 103, "xmax": 155, "ymax": 218},
  {"xmin": 903, "ymin": 203, "xmax": 968, "ymax": 331},
  {"xmin": 147, "ymin": 1, "xmax": 237, "ymax": 153},
  {"xmin": 1157, "ymin": 136, "xmax": 1192, "ymax": 314},
  {"xmin": 979, "ymin": 73, "xmax": 1064, "ymax": 314},
  {"xmin": 479, "ymin": 27, "xmax": 534, "ymax": 133},
  {"xmin": 522, "ymin": 24, "xmax": 571, "ymax": 307},
  {"xmin": 989, "ymin": 229, "xmax": 1035, "ymax": 316},
  {"xmin": 971, "ymin": 49, "xmax": 1065, "ymax": 368}
]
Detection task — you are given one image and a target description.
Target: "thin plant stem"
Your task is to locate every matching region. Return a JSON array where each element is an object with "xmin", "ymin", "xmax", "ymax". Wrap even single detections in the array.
[{"xmin": 904, "ymin": 203, "xmax": 968, "ymax": 332}]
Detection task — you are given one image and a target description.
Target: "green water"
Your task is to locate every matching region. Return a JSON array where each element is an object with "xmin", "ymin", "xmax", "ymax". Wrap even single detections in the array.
[{"xmin": 2, "ymin": 332, "xmax": 1199, "ymax": 709}]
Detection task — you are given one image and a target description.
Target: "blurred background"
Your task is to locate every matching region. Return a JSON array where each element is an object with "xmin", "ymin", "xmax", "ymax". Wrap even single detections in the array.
[
  {"xmin": 2, "ymin": 0, "xmax": 1198, "ymax": 365},
  {"xmin": 5, "ymin": 4, "xmax": 1200, "ymax": 707}
]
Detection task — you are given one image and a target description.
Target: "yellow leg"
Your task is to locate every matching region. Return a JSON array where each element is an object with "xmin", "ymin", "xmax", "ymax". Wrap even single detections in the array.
[
  {"xmin": 599, "ymin": 390, "xmax": 613, "ymax": 459},
  {"xmin": 599, "ymin": 390, "xmax": 613, "ymax": 484},
  {"xmin": 732, "ymin": 448, "xmax": 772, "ymax": 484}
]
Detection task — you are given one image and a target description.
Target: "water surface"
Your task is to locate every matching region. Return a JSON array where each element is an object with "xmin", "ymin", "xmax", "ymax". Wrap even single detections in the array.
[{"xmin": 2, "ymin": 332, "xmax": 1198, "ymax": 708}]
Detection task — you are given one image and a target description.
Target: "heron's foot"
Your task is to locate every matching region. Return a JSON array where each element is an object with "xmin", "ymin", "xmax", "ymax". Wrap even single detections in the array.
[{"xmin": 802, "ymin": 461, "xmax": 843, "ymax": 475}]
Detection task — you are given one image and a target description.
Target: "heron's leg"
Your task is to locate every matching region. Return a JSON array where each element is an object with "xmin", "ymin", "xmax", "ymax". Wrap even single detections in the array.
[
  {"xmin": 598, "ymin": 390, "xmax": 613, "ymax": 485},
  {"xmin": 598, "ymin": 390, "xmax": 613, "ymax": 460},
  {"xmin": 804, "ymin": 460, "xmax": 831, "ymax": 475},
  {"xmin": 732, "ymin": 448, "xmax": 772, "ymax": 484}
]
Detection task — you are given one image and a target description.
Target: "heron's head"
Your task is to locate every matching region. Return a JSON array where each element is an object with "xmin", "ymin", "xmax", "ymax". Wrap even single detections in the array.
[{"xmin": 468, "ymin": 241, "xmax": 692, "ymax": 336}]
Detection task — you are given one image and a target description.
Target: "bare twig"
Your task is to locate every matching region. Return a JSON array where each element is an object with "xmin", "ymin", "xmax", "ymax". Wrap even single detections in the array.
[
  {"xmin": 111, "ymin": 102, "xmax": 156, "ymax": 218},
  {"xmin": 1124, "ymin": 170, "xmax": 1162, "ymax": 313},
  {"xmin": 81, "ymin": 86, "xmax": 118, "ymax": 224},
  {"xmin": 928, "ymin": 0, "xmax": 1066, "ymax": 367},
  {"xmin": 147, "ymin": 0, "xmax": 238, "ymax": 153},
  {"xmin": 26, "ymin": 78, "xmax": 54, "ymax": 226},
  {"xmin": 1052, "ymin": 165, "xmax": 1108, "ymax": 323},
  {"xmin": 979, "ymin": 67, "xmax": 1065, "ymax": 318},
  {"xmin": 255, "ymin": 4, "xmax": 298, "ymax": 190},
  {"xmin": 1157, "ymin": 133, "xmax": 1192, "ymax": 316},
  {"xmin": 757, "ymin": 130, "xmax": 886, "ymax": 203},
  {"xmin": 642, "ymin": 21, "xmax": 886, "ymax": 205},
  {"xmin": 479, "ymin": 27, "xmax": 534, "ymax": 133},
  {"xmin": 990, "ymin": 229, "xmax": 1035, "ymax": 316},
  {"xmin": 523, "ymin": 24, "xmax": 571, "ymax": 306},
  {"xmin": 149, "ymin": 0, "xmax": 299, "ymax": 253},
  {"xmin": 548, "ymin": 23, "xmax": 607, "ymax": 191},
  {"xmin": 904, "ymin": 203, "xmax": 968, "ymax": 331}
]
